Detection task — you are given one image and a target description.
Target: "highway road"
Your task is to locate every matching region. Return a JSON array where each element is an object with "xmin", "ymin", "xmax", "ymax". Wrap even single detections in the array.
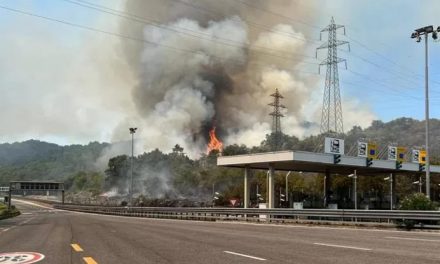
[{"xmin": 1, "ymin": 200, "xmax": 440, "ymax": 263}]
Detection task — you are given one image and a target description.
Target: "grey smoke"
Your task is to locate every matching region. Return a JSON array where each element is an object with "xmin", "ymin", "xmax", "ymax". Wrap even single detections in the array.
[{"xmin": 110, "ymin": 0, "xmax": 331, "ymax": 157}]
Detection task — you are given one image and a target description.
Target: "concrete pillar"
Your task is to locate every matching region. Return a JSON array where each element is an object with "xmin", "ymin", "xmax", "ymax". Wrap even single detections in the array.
[
  {"xmin": 268, "ymin": 164, "xmax": 275, "ymax": 209},
  {"xmin": 244, "ymin": 166, "xmax": 250, "ymax": 208},
  {"xmin": 324, "ymin": 170, "xmax": 331, "ymax": 208}
]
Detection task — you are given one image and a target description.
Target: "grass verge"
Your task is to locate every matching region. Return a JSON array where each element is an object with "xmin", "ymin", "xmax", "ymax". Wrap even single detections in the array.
[{"xmin": 0, "ymin": 203, "xmax": 20, "ymax": 220}]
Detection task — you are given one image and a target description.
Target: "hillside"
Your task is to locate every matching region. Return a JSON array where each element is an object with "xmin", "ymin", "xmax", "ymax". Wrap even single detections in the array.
[
  {"xmin": 0, "ymin": 140, "xmax": 109, "ymax": 184},
  {"xmin": 1, "ymin": 117, "xmax": 439, "ymax": 186}
]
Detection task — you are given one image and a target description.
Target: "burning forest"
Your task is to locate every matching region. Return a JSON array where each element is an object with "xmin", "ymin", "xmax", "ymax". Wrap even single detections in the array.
[
  {"xmin": 109, "ymin": 0, "xmax": 328, "ymax": 158},
  {"xmin": 207, "ymin": 127, "xmax": 223, "ymax": 154}
]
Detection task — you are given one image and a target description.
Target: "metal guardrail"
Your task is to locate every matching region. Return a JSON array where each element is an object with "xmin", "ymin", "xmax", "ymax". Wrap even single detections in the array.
[{"xmin": 54, "ymin": 204, "xmax": 440, "ymax": 223}]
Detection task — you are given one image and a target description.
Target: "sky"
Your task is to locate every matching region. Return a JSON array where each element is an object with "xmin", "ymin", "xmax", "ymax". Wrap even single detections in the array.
[{"xmin": 0, "ymin": 0, "xmax": 440, "ymax": 146}]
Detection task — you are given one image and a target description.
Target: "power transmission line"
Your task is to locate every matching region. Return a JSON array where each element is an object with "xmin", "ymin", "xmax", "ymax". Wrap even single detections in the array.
[
  {"xmin": 1, "ymin": 3, "xmax": 432, "ymax": 108},
  {"xmin": 170, "ymin": 0, "xmax": 320, "ymax": 44},
  {"xmin": 317, "ymin": 17, "xmax": 348, "ymax": 134},
  {"xmin": 62, "ymin": 0, "xmax": 320, "ymax": 66},
  {"xmin": 268, "ymin": 88, "xmax": 286, "ymax": 151},
  {"xmin": 0, "ymin": 4, "xmax": 322, "ymax": 76},
  {"xmin": 229, "ymin": 0, "xmax": 440, "ymax": 86}
]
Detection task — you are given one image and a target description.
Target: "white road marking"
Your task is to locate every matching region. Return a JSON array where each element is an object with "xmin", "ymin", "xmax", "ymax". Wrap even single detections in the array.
[
  {"xmin": 223, "ymin": 251, "xmax": 266, "ymax": 261},
  {"xmin": 12, "ymin": 199, "xmax": 54, "ymax": 210},
  {"xmin": 313, "ymin": 243, "xmax": 372, "ymax": 251},
  {"xmin": 385, "ymin": 236, "xmax": 440, "ymax": 242},
  {"xmin": 218, "ymin": 221, "xmax": 440, "ymax": 236},
  {"xmin": 19, "ymin": 217, "xmax": 35, "ymax": 225}
]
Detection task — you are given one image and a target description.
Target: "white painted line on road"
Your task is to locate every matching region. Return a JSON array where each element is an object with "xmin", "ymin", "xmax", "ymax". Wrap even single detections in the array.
[
  {"xmin": 313, "ymin": 243, "xmax": 372, "ymax": 251},
  {"xmin": 0, "ymin": 216, "xmax": 36, "ymax": 235},
  {"xmin": 217, "ymin": 221, "xmax": 440, "ymax": 236},
  {"xmin": 223, "ymin": 251, "xmax": 266, "ymax": 261},
  {"xmin": 12, "ymin": 199, "xmax": 54, "ymax": 210},
  {"xmin": 19, "ymin": 216, "xmax": 35, "ymax": 226},
  {"xmin": 385, "ymin": 236, "xmax": 440, "ymax": 242}
]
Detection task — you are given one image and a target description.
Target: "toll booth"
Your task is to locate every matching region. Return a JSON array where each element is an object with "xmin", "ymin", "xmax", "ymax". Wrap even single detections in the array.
[{"xmin": 7, "ymin": 181, "xmax": 65, "ymax": 209}]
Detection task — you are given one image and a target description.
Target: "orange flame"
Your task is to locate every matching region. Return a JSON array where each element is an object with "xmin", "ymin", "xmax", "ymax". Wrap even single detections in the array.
[{"xmin": 207, "ymin": 127, "xmax": 223, "ymax": 154}]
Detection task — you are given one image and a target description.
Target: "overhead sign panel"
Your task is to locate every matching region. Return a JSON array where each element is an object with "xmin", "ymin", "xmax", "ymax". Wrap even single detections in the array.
[
  {"xmin": 325, "ymin": 137, "xmax": 344, "ymax": 155},
  {"xmin": 358, "ymin": 142, "xmax": 378, "ymax": 159},
  {"xmin": 397, "ymin": 147, "xmax": 406, "ymax": 162},
  {"xmin": 419, "ymin": 150, "xmax": 426, "ymax": 164},
  {"xmin": 388, "ymin": 146, "xmax": 397, "ymax": 160},
  {"xmin": 368, "ymin": 143, "xmax": 378, "ymax": 159},
  {"xmin": 412, "ymin": 149, "xmax": 420, "ymax": 163},
  {"xmin": 357, "ymin": 142, "xmax": 368, "ymax": 157}
]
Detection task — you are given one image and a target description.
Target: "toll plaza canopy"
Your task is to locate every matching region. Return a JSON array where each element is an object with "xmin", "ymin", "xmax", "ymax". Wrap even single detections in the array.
[
  {"xmin": 217, "ymin": 150, "xmax": 440, "ymax": 209},
  {"xmin": 217, "ymin": 150, "xmax": 440, "ymax": 175},
  {"xmin": 9, "ymin": 181, "xmax": 64, "ymax": 191}
]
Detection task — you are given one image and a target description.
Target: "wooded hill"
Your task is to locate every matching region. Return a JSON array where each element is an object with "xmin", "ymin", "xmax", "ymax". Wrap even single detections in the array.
[{"xmin": 1, "ymin": 117, "xmax": 439, "ymax": 207}]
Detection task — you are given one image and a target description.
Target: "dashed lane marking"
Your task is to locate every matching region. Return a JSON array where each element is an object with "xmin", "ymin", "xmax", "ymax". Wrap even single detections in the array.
[
  {"xmin": 83, "ymin": 257, "xmax": 98, "ymax": 264},
  {"xmin": 71, "ymin": 244, "xmax": 84, "ymax": 252},
  {"xmin": 313, "ymin": 243, "xmax": 372, "ymax": 251},
  {"xmin": 223, "ymin": 251, "xmax": 266, "ymax": 261}
]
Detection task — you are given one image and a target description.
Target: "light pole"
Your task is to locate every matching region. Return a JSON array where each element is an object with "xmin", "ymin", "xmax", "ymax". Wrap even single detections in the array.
[
  {"xmin": 285, "ymin": 171, "xmax": 291, "ymax": 203},
  {"xmin": 384, "ymin": 174, "xmax": 393, "ymax": 210},
  {"xmin": 411, "ymin": 25, "xmax": 439, "ymax": 199},
  {"xmin": 348, "ymin": 170, "xmax": 357, "ymax": 210},
  {"xmin": 413, "ymin": 177, "xmax": 423, "ymax": 193},
  {"xmin": 213, "ymin": 191, "xmax": 221, "ymax": 206},
  {"xmin": 279, "ymin": 187, "xmax": 285, "ymax": 207},
  {"xmin": 129, "ymin": 127, "xmax": 137, "ymax": 206}
]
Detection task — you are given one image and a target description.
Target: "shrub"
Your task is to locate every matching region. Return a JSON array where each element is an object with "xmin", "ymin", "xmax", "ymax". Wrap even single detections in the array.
[
  {"xmin": 399, "ymin": 193, "xmax": 437, "ymax": 210},
  {"xmin": 398, "ymin": 193, "xmax": 438, "ymax": 229}
]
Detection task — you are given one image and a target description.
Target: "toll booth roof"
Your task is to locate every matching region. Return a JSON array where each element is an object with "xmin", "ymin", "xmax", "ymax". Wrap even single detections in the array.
[
  {"xmin": 217, "ymin": 150, "xmax": 440, "ymax": 175},
  {"xmin": 10, "ymin": 181, "xmax": 64, "ymax": 184}
]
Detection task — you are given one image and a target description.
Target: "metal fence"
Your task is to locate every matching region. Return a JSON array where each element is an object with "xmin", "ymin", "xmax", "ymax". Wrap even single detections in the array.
[{"xmin": 53, "ymin": 204, "xmax": 440, "ymax": 225}]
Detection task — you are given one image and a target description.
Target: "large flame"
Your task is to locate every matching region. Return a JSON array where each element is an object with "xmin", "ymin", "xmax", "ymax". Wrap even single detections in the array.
[{"xmin": 207, "ymin": 127, "xmax": 223, "ymax": 154}]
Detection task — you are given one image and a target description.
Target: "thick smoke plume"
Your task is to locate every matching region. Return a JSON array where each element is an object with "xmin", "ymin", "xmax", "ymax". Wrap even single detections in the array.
[{"xmin": 110, "ymin": 0, "xmax": 330, "ymax": 157}]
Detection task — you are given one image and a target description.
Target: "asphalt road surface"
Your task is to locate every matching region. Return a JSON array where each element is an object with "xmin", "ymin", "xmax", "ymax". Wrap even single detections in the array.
[{"xmin": 1, "ymin": 199, "xmax": 440, "ymax": 264}]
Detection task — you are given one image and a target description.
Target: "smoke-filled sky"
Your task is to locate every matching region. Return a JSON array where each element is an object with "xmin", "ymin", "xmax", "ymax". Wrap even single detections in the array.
[{"xmin": 1, "ymin": 0, "xmax": 440, "ymax": 156}]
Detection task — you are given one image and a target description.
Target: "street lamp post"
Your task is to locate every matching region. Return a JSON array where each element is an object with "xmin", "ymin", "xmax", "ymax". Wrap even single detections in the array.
[
  {"xmin": 413, "ymin": 177, "xmax": 423, "ymax": 193},
  {"xmin": 411, "ymin": 25, "xmax": 439, "ymax": 199},
  {"xmin": 285, "ymin": 171, "xmax": 291, "ymax": 203},
  {"xmin": 348, "ymin": 170, "xmax": 357, "ymax": 210},
  {"xmin": 384, "ymin": 174, "xmax": 393, "ymax": 210},
  {"xmin": 129, "ymin": 127, "xmax": 137, "ymax": 206}
]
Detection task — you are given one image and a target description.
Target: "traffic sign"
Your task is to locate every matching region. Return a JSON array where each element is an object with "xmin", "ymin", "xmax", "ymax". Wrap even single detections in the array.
[
  {"xmin": 358, "ymin": 142, "xmax": 377, "ymax": 159},
  {"xmin": 325, "ymin": 137, "xmax": 344, "ymax": 155},
  {"xmin": 412, "ymin": 150, "xmax": 420, "ymax": 163},
  {"xmin": 419, "ymin": 150, "xmax": 426, "ymax": 165},
  {"xmin": 388, "ymin": 146, "xmax": 397, "ymax": 160},
  {"xmin": 0, "ymin": 252, "xmax": 45, "ymax": 264},
  {"xmin": 397, "ymin": 147, "xmax": 406, "ymax": 162},
  {"xmin": 368, "ymin": 143, "xmax": 378, "ymax": 159},
  {"xmin": 229, "ymin": 198, "xmax": 239, "ymax": 207},
  {"xmin": 357, "ymin": 142, "xmax": 368, "ymax": 157}
]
